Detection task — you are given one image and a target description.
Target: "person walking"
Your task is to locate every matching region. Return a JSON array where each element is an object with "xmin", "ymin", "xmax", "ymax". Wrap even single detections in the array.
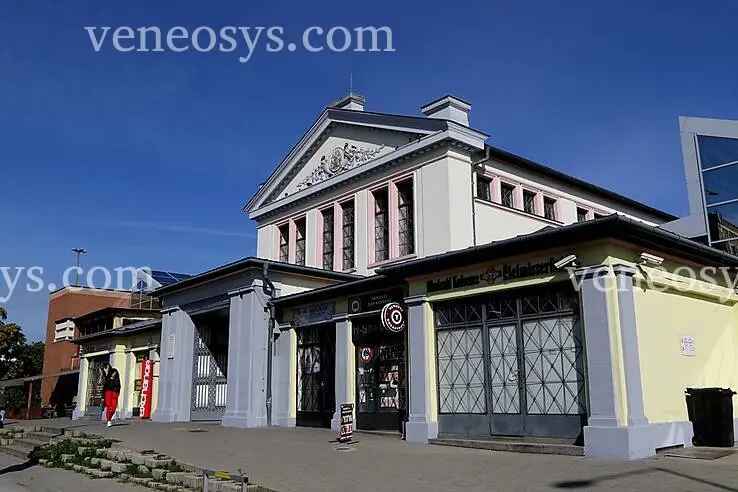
[{"xmin": 102, "ymin": 363, "xmax": 121, "ymax": 428}]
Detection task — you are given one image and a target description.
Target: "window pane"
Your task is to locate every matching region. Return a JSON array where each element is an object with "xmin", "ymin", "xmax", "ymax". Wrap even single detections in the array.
[
  {"xmin": 398, "ymin": 181, "xmax": 415, "ymax": 256},
  {"xmin": 523, "ymin": 191, "xmax": 536, "ymax": 214},
  {"xmin": 476, "ymin": 176, "xmax": 491, "ymax": 201},
  {"xmin": 698, "ymin": 135, "xmax": 738, "ymax": 169},
  {"xmin": 544, "ymin": 198, "xmax": 557, "ymax": 221},
  {"xmin": 322, "ymin": 208, "xmax": 334, "ymax": 270},
  {"xmin": 294, "ymin": 219, "xmax": 306, "ymax": 266},
  {"xmin": 501, "ymin": 183, "xmax": 514, "ymax": 208},
  {"xmin": 702, "ymin": 164, "xmax": 738, "ymax": 205},
  {"xmin": 374, "ymin": 189, "xmax": 389, "ymax": 262},
  {"xmin": 577, "ymin": 208, "xmax": 588, "ymax": 222},
  {"xmin": 342, "ymin": 202, "xmax": 355, "ymax": 270},
  {"xmin": 278, "ymin": 225, "xmax": 289, "ymax": 262},
  {"xmin": 708, "ymin": 202, "xmax": 738, "ymax": 242}
]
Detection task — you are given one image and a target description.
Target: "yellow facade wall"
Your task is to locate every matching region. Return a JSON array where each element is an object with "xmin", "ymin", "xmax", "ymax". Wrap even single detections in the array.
[{"xmin": 635, "ymin": 286, "xmax": 738, "ymax": 423}]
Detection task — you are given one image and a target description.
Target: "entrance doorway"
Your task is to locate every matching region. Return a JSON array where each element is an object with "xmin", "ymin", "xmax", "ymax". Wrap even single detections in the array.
[
  {"xmin": 190, "ymin": 309, "xmax": 229, "ymax": 421},
  {"xmin": 353, "ymin": 318, "xmax": 407, "ymax": 432},
  {"xmin": 434, "ymin": 285, "xmax": 587, "ymax": 440},
  {"xmin": 296, "ymin": 324, "xmax": 335, "ymax": 428}
]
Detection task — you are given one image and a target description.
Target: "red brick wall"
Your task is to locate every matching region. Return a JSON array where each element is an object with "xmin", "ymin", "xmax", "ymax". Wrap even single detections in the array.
[{"xmin": 41, "ymin": 288, "xmax": 133, "ymax": 406}]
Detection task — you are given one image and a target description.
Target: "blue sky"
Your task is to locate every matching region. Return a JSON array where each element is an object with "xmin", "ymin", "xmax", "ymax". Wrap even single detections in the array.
[{"xmin": 2, "ymin": 0, "xmax": 737, "ymax": 340}]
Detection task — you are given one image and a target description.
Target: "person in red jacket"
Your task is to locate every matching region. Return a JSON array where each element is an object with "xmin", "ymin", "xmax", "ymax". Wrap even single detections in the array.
[{"xmin": 102, "ymin": 363, "xmax": 121, "ymax": 427}]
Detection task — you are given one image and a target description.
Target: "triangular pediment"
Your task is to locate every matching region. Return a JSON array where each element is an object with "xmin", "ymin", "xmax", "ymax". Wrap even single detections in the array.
[{"xmin": 247, "ymin": 108, "xmax": 448, "ymax": 213}]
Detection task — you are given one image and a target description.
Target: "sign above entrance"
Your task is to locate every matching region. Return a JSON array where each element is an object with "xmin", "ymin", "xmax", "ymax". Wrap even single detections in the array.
[
  {"xmin": 381, "ymin": 303, "xmax": 406, "ymax": 333},
  {"xmin": 293, "ymin": 302, "xmax": 336, "ymax": 327},
  {"xmin": 348, "ymin": 289, "xmax": 404, "ymax": 315},
  {"xmin": 426, "ymin": 257, "xmax": 561, "ymax": 294}
]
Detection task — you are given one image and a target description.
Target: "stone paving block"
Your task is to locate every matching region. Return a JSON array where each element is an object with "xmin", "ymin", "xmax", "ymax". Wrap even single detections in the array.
[
  {"xmin": 98, "ymin": 458, "xmax": 113, "ymax": 470},
  {"xmin": 117, "ymin": 473, "xmax": 130, "ymax": 482},
  {"xmin": 152, "ymin": 468, "xmax": 168, "ymax": 481},
  {"xmin": 77, "ymin": 446, "xmax": 89, "ymax": 455},
  {"xmin": 129, "ymin": 453, "xmax": 147, "ymax": 465},
  {"xmin": 145, "ymin": 457, "xmax": 173, "ymax": 468},
  {"xmin": 111, "ymin": 462, "xmax": 128, "ymax": 473},
  {"xmin": 64, "ymin": 462, "xmax": 75, "ymax": 470},
  {"xmin": 73, "ymin": 464, "xmax": 83, "ymax": 472},
  {"xmin": 131, "ymin": 477, "xmax": 153, "ymax": 486},
  {"xmin": 89, "ymin": 457, "xmax": 100, "ymax": 466},
  {"xmin": 138, "ymin": 464, "xmax": 151, "ymax": 475},
  {"xmin": 61, "ymin": 453, "xmax": 75, "ymax": 463}
]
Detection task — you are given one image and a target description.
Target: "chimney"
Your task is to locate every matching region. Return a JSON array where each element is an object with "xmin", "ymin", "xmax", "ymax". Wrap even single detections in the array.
[
  {"xmin": 421, "ymin": 95, "xmax": 471, "ymax": 126},
  {"xmin": 331, "ymin": 93, "xmax": 365, "ymax": 111}
]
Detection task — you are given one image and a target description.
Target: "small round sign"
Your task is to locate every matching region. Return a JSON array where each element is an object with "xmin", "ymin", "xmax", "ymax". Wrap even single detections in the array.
[
  {"xmin": 381, "ymin": 302, "xmax": 405, "ymax": 333},
  {"xmin": 360, "ymin": 346, "xmax": 374, "ymax": 363}
]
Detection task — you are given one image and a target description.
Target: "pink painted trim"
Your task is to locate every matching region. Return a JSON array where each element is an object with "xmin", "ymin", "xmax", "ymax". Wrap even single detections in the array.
[
  {"xmin": 366, "ymin": 190, "xmax": 376, "ymax": 265},
  {"xmin": 388, "ymin": 181, "xmax": 400, "ymax": 259},
  {"xmin": 334, "ymin": 203, "xmax": 342, "ymax": 271},
  {"xmin": 288, "ymin": 220, "xmax": 297, "ymax": 264}
]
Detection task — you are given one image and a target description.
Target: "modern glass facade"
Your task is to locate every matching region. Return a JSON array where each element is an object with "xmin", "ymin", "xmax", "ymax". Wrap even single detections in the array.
[{"xmin": 698, "ymin": 135, "xmax": 738, "ymax": 254}]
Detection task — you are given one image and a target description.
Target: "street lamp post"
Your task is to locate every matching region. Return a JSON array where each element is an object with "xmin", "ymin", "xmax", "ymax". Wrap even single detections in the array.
[{"xmin": 72, "ymin": 248, "xmax": 87, "ymax": 286}]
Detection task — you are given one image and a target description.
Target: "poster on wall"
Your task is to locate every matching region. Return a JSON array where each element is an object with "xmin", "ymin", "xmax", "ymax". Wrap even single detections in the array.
[
  {"xmin": 138, "ymin": 359, "xmax": 154, "ymax": 419},
  {"xmin": 338, "ymin": 403, "xmax": 354, "ymax": 443}
]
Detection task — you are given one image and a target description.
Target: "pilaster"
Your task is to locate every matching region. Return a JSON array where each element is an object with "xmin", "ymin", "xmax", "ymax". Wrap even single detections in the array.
[
  {"xmin": 331, "ymin": 317, "xmax": 355, "ymax": 431},
  {"xmin": 405, "ymin": 295, "xmax": 438, "ymax": 443}
]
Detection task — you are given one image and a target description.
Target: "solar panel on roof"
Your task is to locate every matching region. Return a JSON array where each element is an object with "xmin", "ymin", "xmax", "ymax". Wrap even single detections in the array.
[{"xmin": 151, "ymin": 270, "xmax": 191, "ymax": 286}]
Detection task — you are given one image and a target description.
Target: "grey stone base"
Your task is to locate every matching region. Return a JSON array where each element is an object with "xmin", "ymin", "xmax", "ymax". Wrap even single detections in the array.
[
  {"xmin": 72, "ymin": 407, "xmax": 84, "ymax": 421},
  {"xmin": 152, "ymin": 409, "xmax": 177, "ymax": 423},
  {"xmin": 273, "ymin": 417, "xmax": 296, "ymax": 428},
  {"xmin": 221, "ymin": 412, "xmax": 267, "ymax": 428},
  {"xmin": 585, "ymin": 421, "xmax": 694, "ymax": 459},
  {"xmin": 405, "ymin": 420, "xmax": 439, "ymax": 444}
]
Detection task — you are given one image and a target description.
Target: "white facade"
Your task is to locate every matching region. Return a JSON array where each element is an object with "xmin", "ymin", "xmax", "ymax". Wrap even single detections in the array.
[{"xmin": 247, "ymin": 95, "xmax": 673, "ymax": 276}]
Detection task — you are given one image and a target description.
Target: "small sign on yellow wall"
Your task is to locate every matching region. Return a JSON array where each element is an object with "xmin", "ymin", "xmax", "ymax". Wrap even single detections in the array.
[{"xmin": 680, "ymin": 336, "xmax": 696, "ymax": 357}]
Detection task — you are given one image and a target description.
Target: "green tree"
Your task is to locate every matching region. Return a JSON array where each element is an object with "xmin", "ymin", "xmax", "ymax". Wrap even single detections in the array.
[{"xmin": 0, "ymin": 306, "xmax": 43, "ymax": 380}]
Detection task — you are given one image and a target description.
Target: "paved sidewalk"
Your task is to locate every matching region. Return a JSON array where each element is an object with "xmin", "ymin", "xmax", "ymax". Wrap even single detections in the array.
[{"xmin": 28, "ymin": 419, "xmax": 738, "ymax": 492}]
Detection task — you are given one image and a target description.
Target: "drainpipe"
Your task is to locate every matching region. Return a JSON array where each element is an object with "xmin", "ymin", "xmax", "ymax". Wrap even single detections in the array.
[
  {"xmin": 470, "ymin": 147, "xmax": 491, "ymax": 246},
  {"xmin": 262, "ymin": 263, "xmax": 276, "ymax": 426}
]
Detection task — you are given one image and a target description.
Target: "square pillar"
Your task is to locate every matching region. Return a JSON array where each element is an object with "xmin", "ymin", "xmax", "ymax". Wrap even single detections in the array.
[
  {"xmin": 153, "ymin": 308, "xmax": 194, "ymax": 423},
  {"xmin": 405, "ymin": 295, "xmax": 438, "ymax": 443},
  {"xmin": 272, "ymin": 327, "xmax": 297, "ymax": 427},
  {"xmin": 331, "ymin": 317, "xmax": 355, "ymax": 432},
  {"xmin": 72, "ymin": 357, "xmax": 89, "ymax": 420},
  {"xmin": 576, "ymin": 264, "xmax": 654, "ymax": 459},
  {"xmin": 109, "ymin": 344, "xmax": 128, "ymax": 420},
  {"xmin": 222, "ymin": 282, "xmax": 269, "ymax": 428}
]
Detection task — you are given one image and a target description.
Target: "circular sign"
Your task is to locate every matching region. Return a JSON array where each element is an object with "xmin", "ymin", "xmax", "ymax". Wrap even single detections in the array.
[
  {"xmin": 381, "ymin": 302, "xmax": 405, "ymax": 333},
  {"xmin": 360, "ymin": 347, "xmax": 374, "ymax": 363}
]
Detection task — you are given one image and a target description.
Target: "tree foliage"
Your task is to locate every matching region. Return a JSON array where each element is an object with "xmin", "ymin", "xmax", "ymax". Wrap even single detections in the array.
[{"xmin": 0, "ymin": 306, "xmax": 44, "ymax": 380}]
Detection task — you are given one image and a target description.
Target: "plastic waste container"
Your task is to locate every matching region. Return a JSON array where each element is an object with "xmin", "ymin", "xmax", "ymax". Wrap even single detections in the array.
[{"xmin": 685, "ymin": 387, "xmax": 736, "ymax": 447}]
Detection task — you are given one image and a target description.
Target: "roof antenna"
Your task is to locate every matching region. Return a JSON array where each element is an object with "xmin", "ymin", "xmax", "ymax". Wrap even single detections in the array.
[{"xmin": 349, "ymin": 71, "xmax": 353, "ymax": 96}]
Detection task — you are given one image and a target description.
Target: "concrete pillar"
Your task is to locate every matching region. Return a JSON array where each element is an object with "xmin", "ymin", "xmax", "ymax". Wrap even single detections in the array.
[
  {"xmin": 153, "ymin": 308, "xmax": 195, "ymax": 423},
  {"xmin": 109, "ymin": 344, "xmax": 128, "ymax": 420},
  {"xmin": 72, "ymin": 357, "xmax": 89, "ymax": 420},
  {"xmin": 222, "ymin": 282, "xmax": 269, "ymax": 428},
  {"xmin": 272, "ymin": 327, "xmax": 297, "ymax": 427},
  {"xmin": 577, "ymin": 264, "xmax": 653, "ymax": 459},
  {"xmin": 120, "ymin": 351, "xmax": 137, "ymax": 419},
  {"xmin": 405, "ymin": 295, "xmax": 438, "ymax": 443},
  {"xmin": 331, "ymin": 317, "xmax": 355, "ymax": 432}
]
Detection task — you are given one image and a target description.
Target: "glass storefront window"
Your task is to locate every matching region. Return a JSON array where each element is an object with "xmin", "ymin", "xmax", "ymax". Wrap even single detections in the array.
[
  {"xmin": 698, "ymin": 135, "xmax": 738, "ymax": 169},
  {"xmin": 702, "ymin": 164, "xmax": 738, "ymax": 205}
]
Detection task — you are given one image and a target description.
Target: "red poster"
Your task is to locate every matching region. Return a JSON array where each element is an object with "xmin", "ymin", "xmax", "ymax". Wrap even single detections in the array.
[{"xmin": 139, "ymin": 359, "xmax": 154, "ymax": 419}]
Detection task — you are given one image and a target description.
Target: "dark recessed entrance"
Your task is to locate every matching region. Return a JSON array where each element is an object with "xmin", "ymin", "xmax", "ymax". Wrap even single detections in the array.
[
  {"xmin": 296, "ymin": 324, "xmax": 335, "ymax": 428},
  {"xmin": 190, "ymin": 308, "xmax": 229, "ymax": 421},
  {"xmin": 353, "ymin": 317, "xmax": 407, "ymax": 432}
]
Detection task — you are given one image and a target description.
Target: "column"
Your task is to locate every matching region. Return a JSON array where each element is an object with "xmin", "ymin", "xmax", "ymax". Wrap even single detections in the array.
[
  {"xmin": 119, "ymin": 350, "xmax": 137, "ymax": 419},
  {"xmin": 405, "ymin": 295, "xmax": 438, "ymax": 443},
  {"xmin": 222, "ymin": 281, "xmax": 269, "ymax": 428},
  {"xmin": 576, "ymin": 264, "xmax": 653, "ymax": 459},
  {"xmin": 331, "ymin": 317, "xmax": 355, "ymax": 432},
  {"xmin": 272, "ymin": 327, "xmax": 297, "ymax": 427},
  {"xmin": 109, "ymin": 343, "xmax": 128, "ymax": 420},
  {"xmin": 72, "ymin": 357, "xmax": 89, "ymax": 420},
  {"xmin": 153, "ymin": 308, "xmax": 195, "ymax": 423}
]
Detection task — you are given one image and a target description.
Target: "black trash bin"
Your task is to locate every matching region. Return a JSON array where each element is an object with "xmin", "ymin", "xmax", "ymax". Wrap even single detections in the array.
[{"xmin": 685, "ymin": 387, "xmax": 736, "ymax": 447}]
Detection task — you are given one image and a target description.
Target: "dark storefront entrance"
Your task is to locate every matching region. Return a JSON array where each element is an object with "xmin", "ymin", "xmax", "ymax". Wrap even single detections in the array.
[
  {"xmin": 191, "ymin": 309, "xmax": 229, "ymax": 421},
  {"xmin": 353, "ymin": 317, "xmax": 407, "ymax": 432},
  {"xmin": 433, "ymin": 284, "xmax": 587, "ymax": 440},
  {"xmin": 296, "ymin": 324, "xmax": 335, "ymax": 428},
  {"xmin": 85, "ymin": 355, "xmax": 108, "ymax": 419}
]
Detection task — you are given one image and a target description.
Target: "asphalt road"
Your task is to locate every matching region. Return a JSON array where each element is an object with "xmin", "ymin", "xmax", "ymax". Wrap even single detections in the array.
[{"xmin": 0, "ymin": 454, "xmax": 138, "ymax": 492}]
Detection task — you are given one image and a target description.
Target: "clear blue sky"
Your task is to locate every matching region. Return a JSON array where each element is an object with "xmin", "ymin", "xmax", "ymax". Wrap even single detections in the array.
[{"xmin": 2, "ymin": 0, "xmax": 737, "ymax": 341}]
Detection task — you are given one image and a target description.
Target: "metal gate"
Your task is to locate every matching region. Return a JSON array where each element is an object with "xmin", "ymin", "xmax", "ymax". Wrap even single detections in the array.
[
  {"xmin": 296, "ymin": 324, "xmax": 335, "ymax": 428},
  {"xmin": 85, "ymin": 356, "xmax": 107, "ymax": 419},
  {"xmin": 191, "ymin": 324, "xmax": 228, "ymax": 421},
  {"xmin": 434, "ymin": 285, "xmax": 587, "ymax": 439}
]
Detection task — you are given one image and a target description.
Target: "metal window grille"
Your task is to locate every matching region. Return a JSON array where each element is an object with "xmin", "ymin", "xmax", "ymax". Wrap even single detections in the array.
[
  {"xmin": 322, "ymin": 208, "xmax": 334, "ymax": 270},
  {"xmin": 501, "ymin": 183, "xmax": 515, "ymax": 208},
  {"xmin": 476, "ymin": 175, "xmax": 491, "ymax": 201},
  {"xmin": 374, "ymin": 189, "xmax": 389, "ymax": 262},
  {"xmin": 544, "ymin": 197, "xmax": 557, "ymax": 221},
  {"xmin": 397, "ymin": 181, "xmax": 415, "ymax": 256},
  {"xmin": 523, "ymin": 190, "xmax": 536, "ymax": 214},
  {"xmin": 294, "ymin": 219, "xmax": 306, "ymax": 266},
  {"xmin": 341, "ymin": 201, "xmax": 355, "ymax": 270},
  {"xmin": 278, "ymin": 225, "xmax": 289, "ymax": 262}
]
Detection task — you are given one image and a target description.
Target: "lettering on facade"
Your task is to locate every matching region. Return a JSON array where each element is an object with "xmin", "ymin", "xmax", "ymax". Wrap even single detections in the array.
[
  {"xmin": 426, "ymin": 257, "xmax": 560, "ymax": 293},
  {"xmin": 139, "ymin": 359, "xmax": 154, "ymax": 419},
  {"xmin": 293, "ymin": 302, "xmax": 336, "ymax": 326},
  {"xmin": 348, "ymin": 289, "xmax": 404, "ymax": 314},
  {"xmin": 337, "ymin": 403, "xmax": 354, "ymax": 443}
]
